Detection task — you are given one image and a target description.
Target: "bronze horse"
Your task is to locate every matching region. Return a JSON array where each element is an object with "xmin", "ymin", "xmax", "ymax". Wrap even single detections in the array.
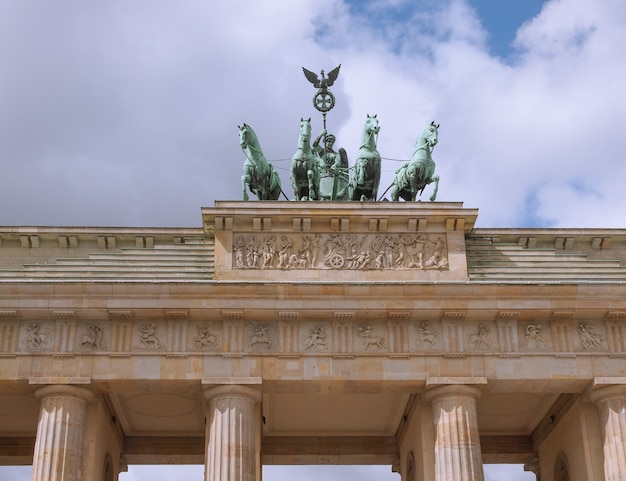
[
  {"xmin": 348, "ymin": 114, "xmax": 381, "ymax": 201},
  {"xmin": 389, "ymin": 121, "xmax": 440, "ymax": 201},
  {"xmin": 240, "ymin": 123, "xmax": 281, "ymax": 201},
  {"xmin": 290, "ymin": 118, "xmax": 320, "ymax": 201}
]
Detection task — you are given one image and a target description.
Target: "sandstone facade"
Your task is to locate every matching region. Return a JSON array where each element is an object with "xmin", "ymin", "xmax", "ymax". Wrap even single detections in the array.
[{"xmin": 1, "ymin": 202, "xmax": 626, "ymax": 481}]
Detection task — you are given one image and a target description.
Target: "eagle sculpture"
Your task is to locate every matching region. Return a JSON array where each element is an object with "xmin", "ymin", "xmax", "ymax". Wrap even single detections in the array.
[{"xmin": 302, "ymin": 64, "xmax": 341, "ymax": 91}]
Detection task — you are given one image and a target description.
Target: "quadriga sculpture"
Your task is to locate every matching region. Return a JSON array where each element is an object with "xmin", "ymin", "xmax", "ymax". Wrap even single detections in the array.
[
  {"xmin": 239, "ymin": 123, "xmax": 282, "ymax": 201},
  {"xmin": 348, "ymin": 114, "xmax": 381, "ymax": 201},
  {"xmin": 390, "ymin": 121, "xmax": 440, "ymax": 201},
  {"xmin": 290, "ymin": 118, "xmax": 320, "ymax": 201}
]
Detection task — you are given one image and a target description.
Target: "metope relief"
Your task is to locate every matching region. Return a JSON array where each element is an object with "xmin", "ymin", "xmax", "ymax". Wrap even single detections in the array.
[
  {"xmin": 578, "ymin": 323, "xmax": 604, "ymax": 350},
  {"xmin": 416, "ymin": 322, "xmax": 439, "ymax": 349},
  {"xmin": 138, "ymin": 323, "xmax": 162, "ymax": 349},
  {"xmin": 232, "ymin": 233, "xmax": 448, "ymax": 270},
  {"xmin": 248, "ymin": 323, "xmax": 272, "ymax": 350},
  {"xmin": 357, "ymin": 325, "xmax": 384, "ymax": 351},
  {"xmin": 195, "ymin": 324, "xmax": 219, "ymax": 350},
  {"xmin": 24, "ymin": 323, "xmax": 52, "ymax": 351},
  {"xmin": 303, "ymin": 325, "xmax": 329, "ymax": 351},
  {"xmin": 79, "ymin": 324, "xmax": 105, "ymax": 350},
  {"xmin": 525, "ymin": 324, "xmax": 546, "ymax": 350},
  {"xmin": 469, "ymin": 324, "xmax": 492, "ymax": 350}
]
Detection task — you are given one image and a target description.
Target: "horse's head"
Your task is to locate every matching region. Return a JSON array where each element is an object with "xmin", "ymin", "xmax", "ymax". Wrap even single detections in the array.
[
  {"xmin": 421, "ymin": 121, "xmax": 439, "ymax": 149},
  {"xmin": 238, "ymin": 123, "xmax": 253, "ymax": 148},
  {"xmin": 365, "ymin": 114, "xmax": 380, "ymax": 136},
  {"xmin": 299, "ymin": 117, "xmax": 312, "ymax": 145}
]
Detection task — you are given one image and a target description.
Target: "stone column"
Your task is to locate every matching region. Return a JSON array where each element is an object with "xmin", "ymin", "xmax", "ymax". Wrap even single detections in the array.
[
  {"xmin": 425, "ymin": 385, "xmax": 484, "ymax": 481},
  {"xmin": 589, "ymin": 385, "xmax": 626, "ymax": 481},
  {"xmin": 31, "ymin": 385, "xmax": 94, "ymax": 481},
  {"xmin": 204, "ymin": 385, "xmax": 262, "ymax": 481}
]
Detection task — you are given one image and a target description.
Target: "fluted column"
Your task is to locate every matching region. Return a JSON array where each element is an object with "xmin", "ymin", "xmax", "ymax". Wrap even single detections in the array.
[
  {"xmin": 31, "ymin": 385, "xmax": 94, "ymax": 481},
  {"xmin": 425, "ymin": 385, "xmax": 484, "ymax": 481},
  {"xmin": 589, "ymin": 385, "xmax": 626, "ymax": 481},
  {"xmin": 204, "ymin": 385, "xmax": 262, "ymax": 481}
]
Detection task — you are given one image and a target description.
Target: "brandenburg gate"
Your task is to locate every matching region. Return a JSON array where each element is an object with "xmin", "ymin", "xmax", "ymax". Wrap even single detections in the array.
[{"xmin": 1, "ymin": 201, "xmax": 626, "ymax": 481}]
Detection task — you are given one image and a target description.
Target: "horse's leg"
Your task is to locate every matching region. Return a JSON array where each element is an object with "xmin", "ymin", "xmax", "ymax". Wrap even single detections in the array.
[
  {"xmin": 307, "ymin": 169, "xmax": 316, "ymax": 200},
  {"xmin": 429, "ymin": 175, "xmax": 440, "ymax": 201},
  {"xmin": 242, "ymin": 173, "xmax": 250, "ymax": 201}
]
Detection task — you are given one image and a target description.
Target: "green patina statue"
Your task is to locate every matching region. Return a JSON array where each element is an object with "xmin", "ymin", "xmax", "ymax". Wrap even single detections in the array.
[
  {"xmin": 290, "ymin": 118, "xmax": 320, "ymax": 201},
  {"xmin": 313, "ymin": 129, "xmax": 349, "ymax": 201},
  {"xmin": 347, "ymin": 114, "xmax": 381, "ymax": 202},
  {"xmin": 239, "ymin": 123, "xmax": 282, "ymax": 201},
  {"xmin": 389, "ymin": 121, "xmax": 440, "ymax": 202}
]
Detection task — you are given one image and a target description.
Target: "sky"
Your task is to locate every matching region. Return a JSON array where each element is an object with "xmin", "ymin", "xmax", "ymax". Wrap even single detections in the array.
[
  {"xmin": 1, "ymin": 0, "xmax": 625, "ymax": 230},
  {"xmin": 0, "ymin": 0, "xmax": 623, "ymax": 479}
]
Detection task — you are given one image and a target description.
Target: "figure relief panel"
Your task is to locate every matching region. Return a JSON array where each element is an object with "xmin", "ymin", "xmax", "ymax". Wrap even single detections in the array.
[
  {"xmin": 577, "ymin": 322, "xmax": 604, "ymax": 351},
  {"xmin": 302, "ymin": 325, "xmax": 331, "ymax": 352},
  {"xmin": 232, "ymin": 232, "xmax": 448, "ymax": 270},
  {"xmin": 521, "ymin": 323, "xmax": 551, "ymax": 351},
  {"xmin": 78, "ymin": 323, "xmax": 107, "ymax": 351},
  {"xmin": 135, "ymin": 322, "xmax": 163, "ymax": 350},
  {"xmin": 468, "ymin": 323, "xmax": 494, "ymax": 351},
  {"xmin": 21, "ymin": 322, "xmax": 53, "ymax": 351},
  {"xmin": 194, "ymin": 322, "xmax": 220, "ymax": 351},
  {"xmin": 357, "ymin": 324, "xmax": 385, "ymax": 352},
  {"xmin": 415, "ymin": 321, "xmax": 440, "ymax": 350},
  {"xmin": 247, "ymin": 322, "xmax": 275, "ymax": 352}
]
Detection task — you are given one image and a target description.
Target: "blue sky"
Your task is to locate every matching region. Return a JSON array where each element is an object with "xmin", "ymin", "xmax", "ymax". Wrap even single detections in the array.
[
  {"xmin": 1, "ymin": 0, "xmax": 625, "ymax": 480},
  {"xmin": 469, "ymin": 0, "xmax": 546, "ymax": 57}
]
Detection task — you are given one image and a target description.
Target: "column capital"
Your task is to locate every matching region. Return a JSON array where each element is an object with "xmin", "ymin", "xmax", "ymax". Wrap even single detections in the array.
[
  {"xmin": 588, "ymin": 384, "xmax": 626, "ymax": 404},
  {"xmin": 34, "ymin": 384, "xmax": 94, "ymax": 403},
  {"xmin": 203, "ymin": 384, "xmax": 262, "ymax": 404},
  {"xmin": 423, "ymin": 383, "xmax": 482, "ymax": 403}
]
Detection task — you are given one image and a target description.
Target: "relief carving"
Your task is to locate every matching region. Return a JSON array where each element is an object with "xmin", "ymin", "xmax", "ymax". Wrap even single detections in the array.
[
  {"xmin": 578, "ymin": 323, "xmax": 603, "ymax": 350},
  {"xmin": 79, "ymin": 324, "xmax": 104, "ymax": 350},
  {"xmin": 358, "ymin": 325, "xmax": 384, "ymax": 351},
  {"xmin": 249, "ymin": 324, "xmax": 272, "ymax": 350},
  {"xmin": 416, "ymin": 322, "xmax": 438, "ymax": 348},
  {"xmin": 139, "ymin": 323, "xmax": 162, "ymax": 349},
  {"xmin": 470, "ymin": 324, "xmax": 491, "ymax": 349},
  {"xmin": 232, "ymin": 233, "xmax": 448, "ymax": 270},
  {"xmin": 525, "ymin": 324, "xmax": 546, "ymax": 350},
  {"xmin": 25, "ymin": 323, "xmax": 51, "ymax": 350},
  {"xmin": 303, "ymin": 326, "xmax": 329, "ymax": 351},
  {"xmin": 195, "ymin": 324, "xmax": 218, "ymax": 350}
]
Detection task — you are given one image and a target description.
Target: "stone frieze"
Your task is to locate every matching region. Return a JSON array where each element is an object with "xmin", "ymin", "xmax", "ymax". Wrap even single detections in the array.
[
  {"xmin": 1, "ymin": 318, "xmax": 618, "ymax": 356},
  {"xmin": 232, "ymin": 232, "xmax": 449, "ymax": 270}
]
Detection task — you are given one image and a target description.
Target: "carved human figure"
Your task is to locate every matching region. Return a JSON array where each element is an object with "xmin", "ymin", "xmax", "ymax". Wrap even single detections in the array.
[
  {"xmin": 525, "ymin": 324, "xmax": 545, "ymax": 350},
  {"xmin": 196, "ymin": 324, "xmax": 217, "ymax": 349},
  {"xmin": 579, "ymin": 323, "xmax": 603, "ymax": 350},
  {"xmin": 313, "ymin": 129, "xmax": 349, "ymax": 201},
  {"xmin": 358, "ymin": 325, "xmax": 384, "ymax": 350},
  {"xmin": 301, "ymin": 234, "xmax": 321, "ymax": 268},
  {"xmin": 234, "ymin": 236, "xmax": 246, "ymax": 268},
  {"xmin": 26, "ymin": 323, "xmax": 49, "ymax": 350},
  {"xmin": 303, "ymin": 326, "xmax": 328, "ymax": 350},
  {"xmin": 139, "ymin": 323, "xmax": 161, "ymax": 349},
  {"xmin": 262, "ymin": 236, "xmax": 276, "ymax": 268},
  {"xmin": 246, "ymin": 237, "xmax": 261, "ymax": 268},
  {"xmin": 80, "ymin": 324, "xmax": 103, "ymax": 350},
  {"xmin": 470, "ymin": 324, "xmax": 491, "ymax": 349},
  {"xmin": 249, "ymin": 324, "xmax": 272, "ymax": 349},
  {"xmin": 277, "ymin": 236, "xmax": 293, "ymax": 268},
  {"xmin": 417, "ymin": 322, "xmax": 438, "ymax": 348}
]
